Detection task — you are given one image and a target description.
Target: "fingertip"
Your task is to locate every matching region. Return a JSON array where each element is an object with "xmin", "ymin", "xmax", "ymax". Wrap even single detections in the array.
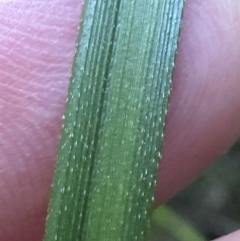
[
  {"xmin": 213, "ymin": 230, "xmax": 240, "ymax": 241},
  {"xmin": 156, "ymin": 0, "xmax": 240, "ymax": 204}
]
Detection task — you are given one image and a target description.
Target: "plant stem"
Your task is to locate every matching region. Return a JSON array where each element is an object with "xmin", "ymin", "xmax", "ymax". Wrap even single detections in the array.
[{"xmin": 44, "ymin": 0, "xmax": 185, "ymax": 240}]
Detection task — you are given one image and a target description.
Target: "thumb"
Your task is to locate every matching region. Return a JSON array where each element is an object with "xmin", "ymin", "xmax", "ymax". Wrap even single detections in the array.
[
  {"xmin": 156, "ymin": 0, "xmax": 240, "ymax": 204},
  {"xmin": 214, "ymin": 230, "xmax": 240, "ymax": 241}
]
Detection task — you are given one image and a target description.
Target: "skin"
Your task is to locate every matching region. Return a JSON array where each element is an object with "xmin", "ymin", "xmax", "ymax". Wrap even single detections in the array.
[{"xmin": 0, "ymin": 0, "xmax": 240, "ymax": 240}]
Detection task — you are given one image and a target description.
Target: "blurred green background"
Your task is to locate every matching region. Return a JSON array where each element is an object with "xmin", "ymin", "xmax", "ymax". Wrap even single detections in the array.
[{"xmin": 150, "ymin": 139, "xmax": 240, "ymax": 240}]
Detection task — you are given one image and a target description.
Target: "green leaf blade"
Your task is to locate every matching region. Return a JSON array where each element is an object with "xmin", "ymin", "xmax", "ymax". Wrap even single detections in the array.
[
  {"xmin": 153, "ymin": 205, "xmax": 207, "ymax": 241},
  {"xmin": 44, "ymin": 0, "xmax": 185, "ymax": 241}
]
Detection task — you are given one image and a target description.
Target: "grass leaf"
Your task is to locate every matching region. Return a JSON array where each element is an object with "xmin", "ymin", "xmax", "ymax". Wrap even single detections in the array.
[
  {"xmin": 44, "ymin": 0, "xmax": 185, "ymax": 240},
  {"xmin": 153, "ymin": 205, "xmax": 207, "ymax": 241}
]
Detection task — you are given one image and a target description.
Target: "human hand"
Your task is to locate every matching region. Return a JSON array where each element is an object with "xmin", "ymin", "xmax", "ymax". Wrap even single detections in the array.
[{"xmin": 0, "ymin": 0, "xmax": 240, "ymax": 240}]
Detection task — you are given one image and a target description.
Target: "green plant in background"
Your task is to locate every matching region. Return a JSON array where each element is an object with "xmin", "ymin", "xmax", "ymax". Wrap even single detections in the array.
[
  {"xmin": 152, "ymin": 205, "xmax": 207, "ymax": 241},
  {"xmin": 43, "ymin": 0, "xmax": 185, "ymax": 240}
]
